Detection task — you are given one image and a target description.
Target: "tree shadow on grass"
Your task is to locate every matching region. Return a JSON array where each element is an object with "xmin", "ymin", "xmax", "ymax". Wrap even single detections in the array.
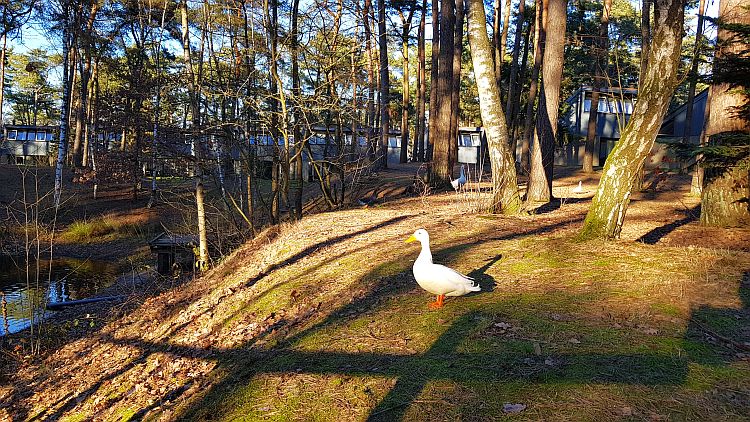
[
  {"xmin": 637, "ymin": 205, "xmax": 700, "ymax": 245},
  {"xmin": 173, "ymin": 221, "xmax": 718, "ymax": 421},
  {"xmin": 528, "ymin": 197, "xmax": 591, "ymax": 215},
  {"xmin": 13, "ymin": 213, "xmax": 702, "ymax": 421}
]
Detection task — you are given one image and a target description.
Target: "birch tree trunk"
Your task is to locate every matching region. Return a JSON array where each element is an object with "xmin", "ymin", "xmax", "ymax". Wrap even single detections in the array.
[
  {"xmin": 582, "ymin": 0, "xmax": 610, "ymax": 173},
  {"xmin": 466, "ymin": 0, "xmax": 521, "ymax": 213},
  {"xmin": 579, "ymin": 0, "xmax": 687, "ymax": 240},
  {"xmin": 180, "ymin": 0, "xmax": 209, "ymax": 270},
  {"xmin": 700, "ymin": 0, "xmax": 750, "ymax": 227},
  {"xmin": 54, "ymin": 7, "xmax": 73, "ymax": 209}
]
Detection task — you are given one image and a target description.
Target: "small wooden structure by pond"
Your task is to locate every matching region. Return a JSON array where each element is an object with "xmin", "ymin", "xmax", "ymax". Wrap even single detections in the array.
[{"xmin": 149, "ymin": 233, "xmax": 198, "ymax": 274}]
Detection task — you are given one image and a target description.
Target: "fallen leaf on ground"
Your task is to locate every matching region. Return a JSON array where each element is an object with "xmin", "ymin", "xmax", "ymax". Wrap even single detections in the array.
[{"xmin": 503, "ymin": 403, "xmax": 527, "ymax": 413}]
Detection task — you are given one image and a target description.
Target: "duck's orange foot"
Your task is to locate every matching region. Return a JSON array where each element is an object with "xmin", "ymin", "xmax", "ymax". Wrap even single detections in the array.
[{"xmin": 428, "ymin": 294, "xmax": 445, "ymax": 309}]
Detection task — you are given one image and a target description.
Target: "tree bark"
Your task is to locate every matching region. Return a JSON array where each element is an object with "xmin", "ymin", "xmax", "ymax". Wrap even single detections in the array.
[
  {"xmin": 500, "ymin": 0, "xmax": 511, "ymax": 74},
  {"xmin": 492, "ymin": 0, "xmax": 501, "ymax": 90},
  {"xmin": 378, "ymin": 0, "xmax": 390, "ymax": 168},
  {"xmin": 582, "ymin": 0, "xmax": 611, "ymax": 173},
  {"xmin": 520, "ymin": 0, "xmax": 543, "ymax": 174},
  {"xmin": 527, "ymin": 0, "xmax": 566, "ymax": 204},
  {"xmin": 180, "ymin": 0, "xmax": 209, "ymax": 270},
  {"xmin": 415, "ymin": 0, "xmax": 427, "ymax": 161},
  {"xmin": 431, "ymin": 0, "xmax": 456, "ymax": 185},
  {"xmin": 54, "ymin": 7, "xmax": 73, "ymax": 209},
  {"xmin": 0, "ymin": 35, "xmax": 5, "ymax": 131},
  {"xmin": 291, "ymin": 0, "xmax": 303, "ymax": 220},
  {"xmin": 579, "ymin": 0, "xmax": 687, "ymax": 240},
  {"xmin": 700, "ymin": 0, "xmax": 750, "ymax": 227},
  {"xmin": 399, "ymin": 10, "xmax": 414, "ymax": 163},
  {"xmin": 639, "ymin": 0, "xmax": 651, "ymax": 91},
  {"xmin": 449, "ymin": 0, "xmax": 464, "ymax": 166},
  {"xmin": 509, "ymin": 9, "xmax": 531, "ymax": 157},
  {"xmin": 504, "ymin": 0, "xmax": 525, "ymax": 120},
  {"xmin": 686, "ymin": 0, "xmax": 707, "ymax": 194},
  {"xmin": 364, "ymin": 0, "xmax": 376, "ymax": 157},
  {"xmin": 428, "ymin": 0, "xmax": 440, "ymax": 162},
  {"xmin": 466, "ymin": 0, "xmax": 522, "ymax": 213}
]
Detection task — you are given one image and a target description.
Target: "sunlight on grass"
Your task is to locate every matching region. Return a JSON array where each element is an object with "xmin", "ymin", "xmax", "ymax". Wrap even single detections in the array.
[
  {"xmin": 60, "ymin": 216, "xmax": 148, "ymax": 243},
  {"xmin": 184, "ymin": 229, "xmax": 750, "ymax": 421}
]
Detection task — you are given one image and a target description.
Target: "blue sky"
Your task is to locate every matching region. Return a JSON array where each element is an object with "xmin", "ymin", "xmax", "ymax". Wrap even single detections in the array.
[{"xmin": 8, "ymin": 0, "xmax": 721, "ymax": 86}]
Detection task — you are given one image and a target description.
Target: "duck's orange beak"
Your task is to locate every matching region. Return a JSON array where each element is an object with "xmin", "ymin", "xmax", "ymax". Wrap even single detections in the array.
[{"xmin": 405, "ymin": 234, "xmax": 417, "ymax": 243}]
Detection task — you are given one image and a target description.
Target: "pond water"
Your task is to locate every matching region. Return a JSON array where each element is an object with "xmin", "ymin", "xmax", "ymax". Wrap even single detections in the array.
[{"xmin": 0, "ymin": 256, "xmax": 119, "ymax": 336}]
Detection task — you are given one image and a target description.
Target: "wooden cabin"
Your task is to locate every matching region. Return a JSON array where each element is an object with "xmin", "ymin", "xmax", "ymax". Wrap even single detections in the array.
[
  {"xmin": 558, "ymin": 86, "xmax": 638, "ymax": 166},
  {"xmin": 0, "ymin": 125, "xmax": 58, "ymax": 165}
]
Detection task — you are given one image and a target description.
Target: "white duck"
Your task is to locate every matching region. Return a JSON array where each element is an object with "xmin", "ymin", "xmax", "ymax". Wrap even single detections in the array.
[
  {"xmin": 451, "ymin": 165, "xmax": 467, "ymax": 191},
  {"xmin": 572, "ymin": 181, "xmax": 583, "ymax": 194},
  {"xmin": 405, "ymin": 229, "xmax": 480, "ymax": 308}
]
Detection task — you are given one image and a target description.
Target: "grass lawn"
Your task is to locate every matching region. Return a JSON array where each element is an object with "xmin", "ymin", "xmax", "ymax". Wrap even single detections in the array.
[{"xmin": 2, "ymin": 166, "xmax": 749, "ymax": 421}]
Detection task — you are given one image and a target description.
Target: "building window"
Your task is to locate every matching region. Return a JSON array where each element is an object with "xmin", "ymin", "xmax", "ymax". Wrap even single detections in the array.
[
  {"xmin": 7, "ymin": 130, "xmax": 17, "ymax": 140},
  {"xmin": 17, "ymin": 131, "xmax": 27, "ymax": 141},
  {"xmin": 36, "ymin": 131, "xmax": 46, "ymax": 141}
]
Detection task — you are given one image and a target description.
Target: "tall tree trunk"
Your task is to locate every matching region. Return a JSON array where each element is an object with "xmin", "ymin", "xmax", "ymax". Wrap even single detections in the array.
[
  {"xmin": 449, "ymin": 0, "xmax": 464, "ymax": 166},
  {"xmin": 54, "ymin": 8, "xmax": 73, "ymax": 209},
  {"xmin": 500, "ymin": 0, "xmax": 511, "ymax": 64},
  {"xmin": 241, "ymin": 0, "xmax": 256, "ymax": 233},
  {"xmin": 415, "ymin": 1, "xmax": 427, "ymax": 161},
  {"xmin": 399, "ymin": 11, "xmax": 414, "ymax": 163},
  {"xmin": 508, "ymin": 7, "xmax": 530, "ymax": 157},
  {"xmin": 582, "ymin": 0, "xmax": 611, "ymax": 173},
  {"xmin": 639, "ymin": 0, "xmax": 651, "ymax": 90},
  {"xmin": 527, "ymin": 0, "xmax": 566, "ymax": 204},
  {"xmin": 700, "ymin": 0, "xmax": 750, "ymax": 227},
  {"xmin": 685, "ymin": 0, "xmax": 707, "ymax": 194},
  {"xmin": 0, "ymin": 35, "xmax": 6, "ymax": 133},
  {"xmin": 431, "ymin": 0, "xmax": 456, "ymax": 185},
  {"xmin": 520, "ymin": 0, "xmax": 543, "ymax": 173},
  {"xmin": 180, "ymin": 0, "xmax": 209, "ymax": 270},
  {"xmin": 291, "ymin": 0, "xmax": 303, "ymax": 220},
  {"xmin": 378, "ymin": 0, "xmax": 390, "ymax": 168},
  {"xmin": 148, "ymin": 5, "xmax": 167, "ymax": 209},
  {"xmin": 492, "ymin": 0, "xmax": 501, "ymax": 90},
  {"xmin": 466, "ymin": 0, "xmax": 522, "ymax": 213},
  {"xmin": 364, "ymin": 0, "xmax": 376, "ymax": 157},
  {"xmin": 264, "ymin": 0, "xmax": 282, "ymax": 223},
  {"xmin": 504, "ymin": 0, "xmax": 524, "ymax": 119},
  {"xmin": 427, "ymin": 0, "xmax": 440, "ymax": 162},
  {"xmin": 579, "ymin": 0, "xmax": 687, "ymax": 240},
  {"xmin": 83, "ymin": 60, "xmax": 96, "ymax": 168}
]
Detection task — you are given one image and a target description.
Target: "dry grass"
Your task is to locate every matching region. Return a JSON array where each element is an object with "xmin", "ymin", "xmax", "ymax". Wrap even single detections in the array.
[{"xmin": 1, "ymin": 166, "xmax": 749, "ymax": 421}]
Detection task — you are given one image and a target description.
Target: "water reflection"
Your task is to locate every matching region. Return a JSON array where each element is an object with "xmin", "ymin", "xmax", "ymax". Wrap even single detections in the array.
[{"xmin": 0, "ymin": 256, "xmax": 118, "ymax": 336}]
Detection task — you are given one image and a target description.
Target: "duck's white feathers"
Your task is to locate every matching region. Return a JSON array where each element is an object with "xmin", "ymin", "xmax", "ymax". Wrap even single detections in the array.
[
  {"xmin": 413, "ymin": 261, "xmax": 480, "ymax": 296},
  {"xmin": 409, "ymin": 228, "xmax": 480, "ymax": 297}
]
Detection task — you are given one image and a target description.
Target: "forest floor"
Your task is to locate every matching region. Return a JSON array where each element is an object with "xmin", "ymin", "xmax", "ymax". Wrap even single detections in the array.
[{"xmin": 1, "ymin": 162, "xmax": 750, "ymax": 421}]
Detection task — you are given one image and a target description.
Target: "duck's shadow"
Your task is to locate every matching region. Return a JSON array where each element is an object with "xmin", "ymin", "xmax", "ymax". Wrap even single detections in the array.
[{"xmin": 467, "ymin": 253, "xmax": 502, "ymax": 294}]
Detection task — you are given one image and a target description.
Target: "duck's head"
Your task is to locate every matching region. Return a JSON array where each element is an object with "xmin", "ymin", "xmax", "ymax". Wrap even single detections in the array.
[{"xmin": 405, "ymin": 228, "xmax": 429, "ymax": 244}]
